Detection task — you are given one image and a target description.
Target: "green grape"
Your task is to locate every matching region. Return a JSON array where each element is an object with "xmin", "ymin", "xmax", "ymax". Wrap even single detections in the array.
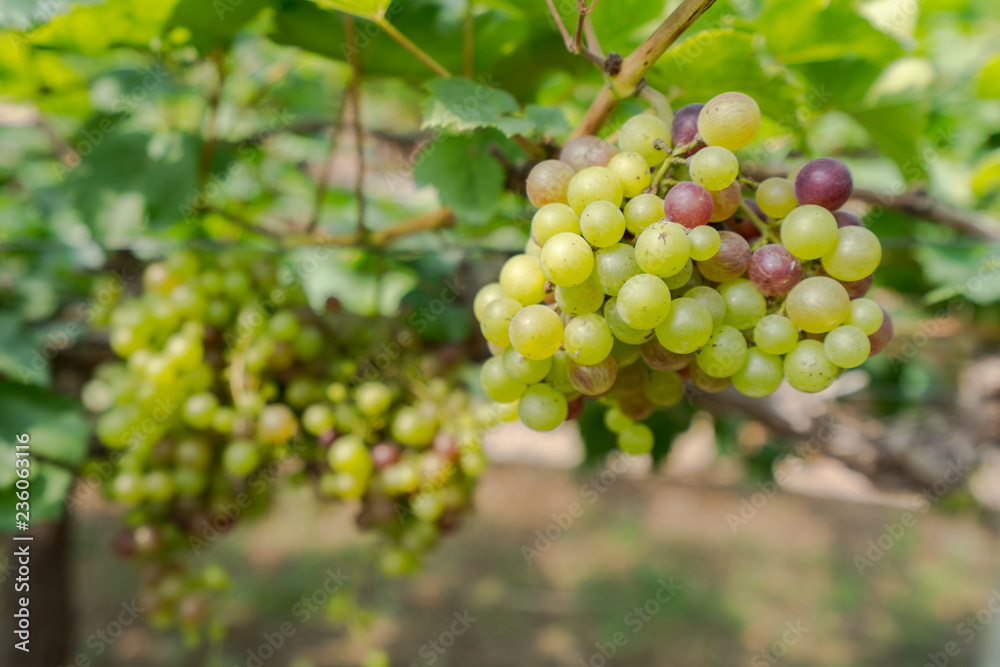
[
  {"xmin": 175, "ymin": 437, "xmax": 212, "ymax": 470},
  {"xmin": 594, "ymin": 243, "xmax": 641, "ymax": 296},
  {"xmin": 392, "ymin": 406, "xmax": 437, "ymax": 447},
  {"xmin": 531, "ymin": 203, "xmax": 580, "ymax": 245},
  {"xmin": 503, "ymin": 347, "xmax": 553, "ymax": 384},
  {"xmin": 143, "ymin": 470, "xmax": 175, "ymax": 503},
  {"xmin": 654, "ymin": 297, "xmax": 713, "ymax": 354},
  {"xmin": 755, "ymin": 177, "xmax": 797, "ymax": 218},
  {"xmin": 643, "ymin": 370, "xmax": 683, "ymax": 406},
  {"xmin": 608, "ymin": 151, "xmax": 652, "ymax": 197},
  {"xmin": 604, "ymin": 407, "xmax": 633, "ymax": 434},
  {"xmin": 328, "ymin": 435, "xmax": 373, "ymax": 477},
  {"xmin": 499, "ymin": 254, "xmax": 547, "ymax": 306},
  {"xmin": 480, "ymin": 356, "xmax": 528, "ymax": 402},
  {"xmin": 294, "ymin": 327, "xmax": 324, "ymax": 360},
  {"xmin": 604, "ymin": 298, "xmax": 654, "ymax": 345},
  {"xmin": 753, "ymin": 314, "xmax": 799, "ymax": 355},
  {"xmin": 688, "ymin": 225, "xmax": 721, "ymax": 261},
  {"xmin": 580, "ymin": 200, "xmax": 627, "ymax": 248},
  {"xmin": 563, "ymin": 313, "xmax": 615, "ymax": 365},
  {"xmin": 697, "ymin": 92, "xmax": 761, "ymax": 151},
  {"xmin": 663, "ymin": 259, "xmax": 694, "ymax": 291},
  {"xmin": 356, "ymin": 381, "xmax": 394, "ymax": 416},
  {"xmin": 173, "ymin": 469, "xmax": 207, "ymax": 498},
  {"xmin": 695, "ymin": 325, "xmax": 748, "ymax": 378},
  {"xmin": 623, "ymin": 193, "xmax": 664, "ymax": 235},
  {"xmin": 635, "ymin": 221, "xmax": 691, "ymax": 278},
  {"xmin": 718, "ymin": 279, "xmax": 766, "ymax": 330},
  {"xmin": 480, "ymin": 296, "xmax": 522, "ymax": 347},
  {"xmin": 540, "ymin": 232, "xmax": 595, "ymax": 286},
  {"xmin": 545, "ymin": 350, "xmax": 575, "ymax": 393},
  {"xmin": 784, "ymin": 339, "xmax": 839, "ymax": 393},
  {"xmin": 223, "ymin": 440, "xmax": 260, "ymax": 477},
  {"xmin": 509, "ymin": 305, "xmax": 563, "ymax": 360},
  {"xmin": 182, "ymin": 392, "xmax": 218, "ymax": 429},
  {"xmin": 780, "ymin": 205, "xmax": 838, "ymax": 260},
  {"xmin": 555, "ymin": 272, "xmax": 605, "ymax": 315},
  {"xmin": 259, "ymin": 404, "xmax": 298, "ymax": 443},
  {"xmin": 618, "ymin": 115, "xmax": 670, "ymax": 167},
  {"xmin": 683, "ymin": 286, "xmax": 726, "ymax": 328},
  {"xmin": 567, "ymin": 166, "xmax": 624, "ymax": 213},
  {"xmin": 525, "ymin": 237, "xmax": 541, "ymax": 257},
  {"xmin": 303, "ymin": 403, "xmax": 336, "ymax": 435},
  {"xmin": 213, "ymin": 407, "xmax": 235, "ymax": 433},
  {"xmin": 473, "ymin": 282, "xmax": 505, "ymax": 321},
  {"xmin": 517, "ymin": 383, "xmax": 569, "ymax": 431},
  {"xmin": 617, "ymin": 423, "xmax": 654, "ymax": 454},
  {"xmin": 689, "ymin": 146, "xmax": 739, "ymax": 191},
  {"xmin": 112, "ymin": 473, "xmax": 144, "ymax": 505},
  {"xmin": 285, "ymin": 377, "xmax": 319, "ymax": 408},
  {"xmin": 820, "ymin": 226, "xmax": 882, "ymax": 281},
  {"xmin": 269, "ymin": 311, "xmax": 301, "ymax": 342},
  {"xmin": 616, "ymin": 273, "xmax": 672, "ymax": 329},
  {"xmin": 847, "ymin": 298, "xmax": 884, "ymax": 335},
  {"xmin": 610, "ymin": 338, "xmax": 641, "ymax": 366},
  {"xmin": 785, "ymin": 277, "xmax": 850, "ymax": 334},
  {"xmin": 206, "ymin": 300, "xmax": 233, "ymax": 327},
  {"xmin": 823, "ymin": 325, "xmax": 871, "ymax": 369},
  {"xmin": 731, "ymin": 348, "xmax": 784, "ymax": 397}
]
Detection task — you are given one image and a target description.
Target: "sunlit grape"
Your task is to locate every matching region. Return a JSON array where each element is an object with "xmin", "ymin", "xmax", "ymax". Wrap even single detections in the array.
[
  {"xmin": 689, "ymin": 146, "xmax": 738, "ymax": 191},
  {"xmin": 540, "ymin": 232, "xmax": 595, "ymax": 287},
  {"xmin": 697, "ymin": 92, "xmax": 761, "ymax": 151},
  {"xmin": 526, "ymin": 159, "xmax": 575, "ymax": 207},
  {"xmin": 618, "ymin": 115, "xmax": 670, "ymax": 166},
  {"xmin": 608, "ymin": 151, "xmax": 653, "ymax": 197},
  {"xmin": 784, "ymin": 339, "xmax": 839, "ymax": 393},
  {"xmin": 567, "ymin": 166, "xmax": 623, "ymax": 213},
  {"xmin": 531, "ymin": 203, "xmax": 580, "ymax": 245},
  {"xmin": 509, "ymin": 305, "xmax": 564, "ymax": 360}
]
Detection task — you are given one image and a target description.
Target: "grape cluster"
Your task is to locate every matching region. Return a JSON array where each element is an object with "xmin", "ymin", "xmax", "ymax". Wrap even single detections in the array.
[
  {"xmin": 85, "ymin": 251, "xmax": 489, "ymax": 629},
  {"xmin": 474, "ymin": 91, "xmax": 892, "ymax": 453}
]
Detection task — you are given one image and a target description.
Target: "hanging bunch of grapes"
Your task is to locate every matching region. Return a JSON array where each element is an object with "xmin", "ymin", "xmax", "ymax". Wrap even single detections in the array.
[
  {"xmin": 474, "ymin": 91, "xmax": 893, "ymax": 453},
  {"xmin": 82, "ymin": 251, "xmax": 490, "ymax": 630}
]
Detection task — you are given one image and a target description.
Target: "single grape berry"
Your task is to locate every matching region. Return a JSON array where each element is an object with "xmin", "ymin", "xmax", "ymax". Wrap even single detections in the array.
[{"xmin": 794, "ymin": 157, "xmax": 853, "ymax": 211}]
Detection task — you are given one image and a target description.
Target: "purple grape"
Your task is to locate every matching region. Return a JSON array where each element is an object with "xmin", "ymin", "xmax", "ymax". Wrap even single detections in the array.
[
  {"xmin": 670, "ymin": 103, "xmax": 705, "ymax": 156},
  {"xmin": 709, "ymin": 181, "xmax": 742, "ymax": 222},
  {"xmin": 841, "ymin": 273, "xmax": 874, "ymax": 299},
  {"xmin": 566, "ymin": 396, "xmax": 585, "ymax": 421},
  {"xmin": 526, "ymin": 159, "xmax": 574, "ymax": 207},
  {"xmin": 794, "ymin": 158, "xmax": 853, "ymax": 211},
  {"xmin": 640, "ymin": 338, "xmax": 693, "ymax": 372},
  {"xmin": 568, "ymin": 356, "xmax": 618, "ymax": 395},
  {"xmin": 664, "ymin": 181, "xmax": 713, "ymax": 228},
  {"xmin": 696, "ymin": 231, "xmax": 751, "ymax": 282},
  {"xmin": 618, "ymin": 392, "xmax": 656, "ymax": 421},
  {"xmin": 868, "ymin": 306, "xmax": 893, "ymax": 356},
  {"xmin": 749, "ymin": 244, "xmax": 802, "ymax": 296},
  {"xmin": 833, "ymin": 211, "xmax": 864, "ymax": 228},
  {"xmin": 559, "ymin": 136, "xmax": 620, "ymax": 172}
]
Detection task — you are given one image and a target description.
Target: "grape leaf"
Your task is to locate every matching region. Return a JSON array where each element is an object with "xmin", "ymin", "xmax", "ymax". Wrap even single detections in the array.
[
  {"xmin": 977, "ymin": 53, "xmax": 1000, "ymax": 99},
  {"xmin": 168, "ymin": 0, "xmax": 274, "ymax": 51},
  {"xmin": 310, "ymin": 0, "xmax": 390, "ymax": 20},
  {"xmin": 298, "ymin": 248, "xmax": 418, "ymax": 317},
  {"xmin": 850, "ymin": 102, "xmax": 929, "ymax": 180},
  {"xmin": 972, "ymin": 149, "xmax": 1000, "ymax": 198},
  {"xmin": 0, "ymin": 314, "xmax": 48, "ymax": 387},
  {"xmin": 0, "ymin": 383, "xmax": 89, "ymax": 468},
  {"xmin": 914, "ymin": 243, "xmax": 1000, "ymax": 305},
  {"xmin": 31, "ymin": 0, "xmax": 179, "ymax": 53},
  {"xmin": 423, "ymin": 78, "xmax": 528, "ymax": 135}
]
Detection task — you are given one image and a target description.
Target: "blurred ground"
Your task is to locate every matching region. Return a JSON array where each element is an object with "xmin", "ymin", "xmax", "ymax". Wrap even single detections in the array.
[{"xmin": 70, "ymin": 451, "xmax": 999, "ymax": 667}]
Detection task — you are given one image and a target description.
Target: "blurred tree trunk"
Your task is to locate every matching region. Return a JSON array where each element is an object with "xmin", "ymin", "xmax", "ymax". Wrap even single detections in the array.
[{"xmin": 3, "ymin": 515, "xmax": 72, "ymax": 667}]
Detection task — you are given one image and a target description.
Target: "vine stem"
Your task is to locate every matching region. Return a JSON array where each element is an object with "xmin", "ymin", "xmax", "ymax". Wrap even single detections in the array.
[
  {"xmin": 375, "ymin": 17, "xmax": 452, "ymax": 78},
  {"xmin": 739, "ymin": 200, "xmax": 779, "ymax": 243},
  {"xmin": 569, "ymin": 0, "xmax": 717, "ymax": 139}
]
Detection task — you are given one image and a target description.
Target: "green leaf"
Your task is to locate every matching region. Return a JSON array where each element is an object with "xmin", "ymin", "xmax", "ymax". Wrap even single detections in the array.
[
  {"xmin": 851, "ymin": 102, "xmax": 928, "ymax": 180},
  {"xmin": 413, "ymin": 129, "xmax": 515, "ymax": 224},
  {"xmin": 978, "ymin": 53, "xmax": 1000, "ymax": 99},
  {"xmin": 423, "ymin": 78, "xmax": 523, "ymax": 134},
  {"xmin": 0, "ymin": 383, "xmax": 89, "ymax": 469},
  {"xmin": 913, "ymin": 243, "xmax": 1000, "ymax": 305},
  {"xmin": 167, "ymin": 0, "xmax": 274, "ymax": 51},
  {"xmin": 972, "ymin": 149, "xmax": 1000, "ymax": 198},
  {"xmin": 524, "ymin": 104, "xmax": 571, "ymax": 140},
  {"xmin": 310, "ymin": 0, "xmax": 389, "ymax": 20},
  {"xmin": 0, "ymin": 314, "xmax": 48, "ymax": 387},
  {"xmin": 299, "ymin": 249, "xmax": 418, "ymax": 316},
  {"xmin": 31, "ymin": 0, "xmax": 179, "ymax": 53}
]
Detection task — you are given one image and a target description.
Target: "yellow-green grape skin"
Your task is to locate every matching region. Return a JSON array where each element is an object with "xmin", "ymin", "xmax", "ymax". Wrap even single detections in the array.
[
  {"xmin": 563, "ymin": 314, "xmax": 615, "ymax": 365},
  {"xmin": 328, "ymin": 434, "xmax": 372, "ymax": 477},
  {"xmin": 223, "ymin": 440, "xmax": 260, "ymax": 477},
  {"xmin": 531, "ymin": 203, "xmax": 580, "ymax": 245},
  {"xmin": 785, "ymin": 276, "xmax": 850, "ymax": 334},
  {"xmin": 258, "ymin": 404, "xmax": 298, "ymax": 444},
  {"xmin": 683, "ymin": 285, "xmax": 726, "ymax": 328},
  {"xmin": 718, "ymin": 279, "xmax": 767, "ymax": 330},
  {"xmin": 480, "ymin": 356, "xmax": 528, "ymax": 402},
  {"xmin": 617, "ymin": 423, "xmax": 654, "ymax": 454},
  {"xmin": 663, "ymin": 259, "xmax": 693, "ymax": 290},
  {"xmin": 518, "ymin": 383, "xmax": 569, "ymax": 431},
  {"xmin": 779, "ymin": 205, "xmax": 838, "ymax": 260},
  {"xmin": 567, "ymin": 166, "xmax": 623, "ymax": 213},
  {"xmin": 847, "ymin": 298, "xmax": 885, "ymax": 335},
  {"xmin": 784, "ymin": 339, "xmax": 840, "ymax": 393},
  {"xmin": 540, "ymin": 232, "xmax": 595, "ymax": 287},
  {"xmin": 473, "ymin": 282, "xmax": 504, "ymax": 321},
  {"xmin": 480, "ymin": 296, "xmax": 522, "ymax": 347},
  {"xmin": 731, "ymin": 348, "xmax": 784, "ymax": 397},
  {"xmin": 610, "ymin": 338, "xmax": 641, "ymax": 366},
  {"xmin": 594, "ymin": 243, "xmax": 641, "ymax": 296},
  {"xmin": 697, "ymin": 92, "xmax": 761, "ymax": 151},
  {"xmin": 654, "ymin": 297, "xmax": 713, "ymax": 354},
  {"xmin": 616, "ymin": 273, "xmax": 672, "ymax": 330},
  {"xmin": 604, "ymin": 407, "xmax": 633, "ymax": 434},
  {"xmin": 820, "ymin": 226, "xmax": 882, "ymax": 281},
  {"xmin": 823, "ymin": 325, "xmax": 871, "ymax": 369},
  {"xmin": 391, "ymin": 406, "xmax": 437, "ymax": 447},
  {"xmin": 302, "ymin": 404, "xmax": 336, "ymax": 436},
  {"xmin": 608, "ymin": 151, "xmax": 653, "ymax": 198},
  {"xmin": 688, "ymin": 225, "xmax": 721, "ymax": 261},
  {"xmin": 753, "ymin": 314, "xmax": 799, "ymax": 355},
  {"xmin": 695, "ymin": 325, "xmax": 748, "ymax": 378},
  {"xmin": 580, "ymin": 200, "xmax": 627, "ymax": 248},
  {"xmin": 503, "ymin": 347, "xmax": 553, "ymax": 384},
  {"xmin": 688, "ymin": 146, "xmax": 739, "ymax": 191},
  {"xmin": 624, "ymin": 194, "xmax": 664, "ymax": 235},
  {"xmin": 643, "ymin": 370, "xmax": 683, "ymax": 406},
  {"xmin": 555, "ymin": 272, "xmax": 606, "ymax": 315},
  {"xmin": 545, "ymin": 350, "xmax": 574, "ymax": 393},
  {"xmin": 525, "ymin": 237, "xmax": 541, "ymax": 258},
  {"xmin": 755, "ymin": 177, "xmax": 798, "ymax": 218},
  {"xmin": 604, "ymin": 298, "xmax": 654, "ymax": 345},
  {"xmin": 635, "ymin": 221, "xmax": 691, "ymax": 278},
  {"xmin": 509, "ymin": 305, "xmax": 564, "ymax": 360},
  {"xmin": 618, "ymin": 115, "xmax": 670, "ymax": 167},
  {"xmin": 499, "ymin": 254, "xmax": 547, "ymax": 305}
]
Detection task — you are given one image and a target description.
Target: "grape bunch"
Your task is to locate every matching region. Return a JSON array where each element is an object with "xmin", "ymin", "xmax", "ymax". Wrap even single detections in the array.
[
  {"xmin": 84, "ymin": 250, "xmax": 489, "ymax": 630},
  {"xmin": 474, "ymin": 91, "xmax": 893, "ymax": 453}
]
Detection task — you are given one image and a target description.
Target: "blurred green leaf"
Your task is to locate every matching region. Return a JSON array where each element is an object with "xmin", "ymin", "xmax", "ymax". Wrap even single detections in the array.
[
  {"xmin": 914, "ymin": 243, "xmax": 1000, "ymax": 305},
  {"xmin": 311, "ymin": 0, "xmax": 389, "ymax": 20},
  {"xmin": 0, "ymin": 383, "xmax": 88, "ymax": 471},
  {"xmin": 31, "ymin": 0, "xmax": 178, "ymax": 52},
  {"xmin": 168, "ymin": 0, "xmax": 273, "ymax": 51},
  {"xmin": 851, "ymin": 102, "xmax": 928, "ymax": 180},
  {"xmin": 299, "ymin": 248, "xmax": 418, "ymax": 316},
  {"xmin": 978, "ymin": 53, "xmax": 1000, "ymax": 99},
  {"xmin": 972, "ymin": 149, "xmax": 1000, "ymax": 197},
  {"xmin": 0, "ymin": 315, "xmax": 47, "ymax": 387}
]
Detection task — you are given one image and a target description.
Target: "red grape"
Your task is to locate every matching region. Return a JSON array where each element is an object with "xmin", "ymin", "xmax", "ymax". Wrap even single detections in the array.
[
  {"xmin": 663, "ymin": 182, "xmax": 713, "ymax": 228},
  {"xmin": 749, "ymin": 244, "xmax": 802, "ymax": 296},
  {"xmin": 559, "ymin": 136, "xmax": 620, "ymax": 172},
  {"xmin": 526, "ymin": 159, "xmax": 574, "ymax": 207},
  {"xmin": 640, "ymin": 338, "xmax": 693, "ymax": 371},
  {"xmin": 696, "ymin": 231, "xmax": 750, "ymax": 282},
  {"xmin": 568, "ymin": 356, "xmax": 618, "ymax": 395},
  {"xmin": 671, "ymin": 103, "xmax": 705, "ymax": 156},
  {"xmin": 868, "ymin": 306, "xmax": 893, "ymax": 356},
  {"xmin": 794, "ymin": 158, "xmax": 853, "ymax": 211},
  {"xmin": 833, "ymin": 211, "xmax": 864, "ymax": 228},
  {"xmin": 708, "ymin": 181, "xmax": 742, "ymax": 222}
]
